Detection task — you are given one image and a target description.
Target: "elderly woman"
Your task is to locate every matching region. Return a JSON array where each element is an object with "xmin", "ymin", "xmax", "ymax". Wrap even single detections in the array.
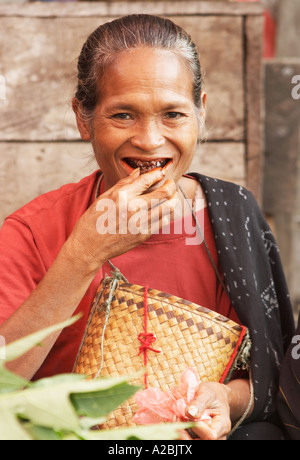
[{"xmin": 0, "ymin": 15, "xmax": 295, "ymax": 440}]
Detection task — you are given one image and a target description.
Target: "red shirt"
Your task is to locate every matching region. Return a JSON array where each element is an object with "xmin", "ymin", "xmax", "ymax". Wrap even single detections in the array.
[{"xmin": 0, "ymin": 171, "xmax": 239, "ymax": 379}]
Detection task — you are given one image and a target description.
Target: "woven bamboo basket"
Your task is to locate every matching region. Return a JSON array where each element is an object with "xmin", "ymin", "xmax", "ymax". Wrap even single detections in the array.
[{"xmin": 73, "ymin": 275, "xmax": 251, "ymax": 429}]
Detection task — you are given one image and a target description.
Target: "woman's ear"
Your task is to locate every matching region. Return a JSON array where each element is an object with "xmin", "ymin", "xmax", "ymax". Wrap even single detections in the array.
[
  {"xmin": 197, "ymin": 92, "xmax": 207, "ymax": 143},
  {"xmin": 72, "ymin": 98, "xmax": 92, "ymax": 141},
  {"xmin": 201, "ymin": 91, "xmax": 207, "ymax": 118}
]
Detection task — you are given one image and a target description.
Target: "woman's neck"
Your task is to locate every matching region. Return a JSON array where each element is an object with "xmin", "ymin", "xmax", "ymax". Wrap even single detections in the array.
[{"xmin": 178, "ymin": 175, "xmax": 207, "ymax": 211}]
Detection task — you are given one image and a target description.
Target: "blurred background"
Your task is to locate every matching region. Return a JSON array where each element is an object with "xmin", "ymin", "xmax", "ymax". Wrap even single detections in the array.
[{"xmin": 0, "ymin": 0, "xmax": 299, "ymax": 318}]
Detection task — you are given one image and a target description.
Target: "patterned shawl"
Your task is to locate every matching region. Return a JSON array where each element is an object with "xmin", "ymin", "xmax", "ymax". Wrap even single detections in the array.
[{"xmin": 191, "ymin": 173, "xmax": 295, "ymax": 425}]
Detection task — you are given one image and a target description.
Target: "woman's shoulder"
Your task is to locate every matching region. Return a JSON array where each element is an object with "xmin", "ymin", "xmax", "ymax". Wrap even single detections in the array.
[
  {"xmin": 189, "ymin": 172, "xmax": 249, "ymax": 193},
  {"xmin": 189, "ymin": 172, "xmax": 266, "ymax": 227},
  {"xmin": 188, "ymin": 172, "xmax": 257, "ymax": 203}
]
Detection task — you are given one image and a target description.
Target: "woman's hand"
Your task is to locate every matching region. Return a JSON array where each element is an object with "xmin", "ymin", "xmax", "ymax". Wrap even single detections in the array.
[
  {"xmin": 63, "ymin": 168, "xmax": 178, "ymax": 275},
  {"xmin": 181, "ymin": 379, "xmax": 253, "ymax": 440}
]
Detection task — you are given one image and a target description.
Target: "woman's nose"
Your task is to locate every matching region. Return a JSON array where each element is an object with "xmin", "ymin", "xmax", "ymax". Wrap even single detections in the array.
[{"xmin": 130, "ymin": 119, "xmax": 166, "ymax": 151}]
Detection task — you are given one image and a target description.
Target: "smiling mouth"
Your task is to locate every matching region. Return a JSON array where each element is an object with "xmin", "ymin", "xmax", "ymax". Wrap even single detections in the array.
[{"xmin": 124, "ymin": 158, "xmax": 171, "ymax": 174}]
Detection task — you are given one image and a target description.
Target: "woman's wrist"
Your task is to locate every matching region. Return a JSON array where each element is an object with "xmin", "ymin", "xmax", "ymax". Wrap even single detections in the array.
[
  {"xmin": 60, "ymin": 235, "xmax": 105, "ymax": 279},
  {"xmin": 226, "ymin": 378, "xmax": 253, "ymax": 423}
]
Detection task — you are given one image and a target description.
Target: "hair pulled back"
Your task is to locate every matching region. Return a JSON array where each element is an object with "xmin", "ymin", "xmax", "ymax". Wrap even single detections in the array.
[{"xmin": 75, "ymin": 14, "xmax": 203, "ymax": 117}]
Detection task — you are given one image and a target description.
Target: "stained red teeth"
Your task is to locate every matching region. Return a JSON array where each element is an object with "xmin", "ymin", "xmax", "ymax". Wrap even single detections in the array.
[{"xmin": 125, "ymin": 158, "xmax": 169, "ymax": 174}]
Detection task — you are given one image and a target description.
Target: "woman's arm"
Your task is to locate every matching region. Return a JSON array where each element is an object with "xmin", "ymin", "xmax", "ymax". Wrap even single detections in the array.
[
  {"xmin": 0, "ymin": 243, "xmax": 99, "ymax": 381},
  {"xmin": 0, "ymin": 168, "xmax": 177, "ymax": 380}
]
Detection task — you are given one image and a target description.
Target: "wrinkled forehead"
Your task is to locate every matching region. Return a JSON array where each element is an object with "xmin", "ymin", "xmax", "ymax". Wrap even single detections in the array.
[{"xmin": 97, "ymin": 47, "xmax": 195, "ymax": 104}]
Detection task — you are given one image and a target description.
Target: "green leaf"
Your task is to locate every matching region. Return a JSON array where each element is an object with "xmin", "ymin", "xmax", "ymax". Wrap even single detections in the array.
[
  {"xmin": 31, "ymin": 373, "xmax": 85, "ymax": 388},
  {"xmin": 2, "ymin": 314, "xmax": 81, "ymax": 363},
  {"xmin": 79, "ymin": 422, "xmax": 195, "ymax": 441},
  {"xmin": 0, "ymin": 318, "xmax": 189, "ymax": 442},
  {"xmin": 22, "ymin": 423, "xmax": 66, "ymax": 441},
  {"xmin": 71, "ymin": 381, "xmax": 140, "ymax": 418},
  {"xmin": 0, "ymin": 315, "xmax": 81, "ymax": 394},
  {"xmin": 77, "ymin": 415, "xmax": 107, "ymax": 431},
  {"xmin": 0, "ymin": 366, "xmax": 30, "ymax": 394},
  {"xmin": 22, "ymin": 421, "xmax": 195, "ymax": 441},
  {"xmin": 0, "ymin": 374, "xmax": 140, "ymax": 439}
]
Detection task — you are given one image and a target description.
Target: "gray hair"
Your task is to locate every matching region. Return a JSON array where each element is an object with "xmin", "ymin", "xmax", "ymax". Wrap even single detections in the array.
[{"xmin": 75, "ymin": 14, "xmax": 203, "ymax": 119}]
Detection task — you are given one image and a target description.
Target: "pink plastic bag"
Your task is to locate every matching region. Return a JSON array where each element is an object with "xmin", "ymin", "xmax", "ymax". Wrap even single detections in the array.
[{"xmin": 132, "ymin": 368, "xmax": 211, "ymax": 424}]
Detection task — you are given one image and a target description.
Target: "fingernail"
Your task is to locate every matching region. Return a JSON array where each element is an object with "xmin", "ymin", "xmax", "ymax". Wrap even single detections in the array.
[
  {"xmin": 130, "ymin": 167, "xmax": 140, "ymax": 176},
  {"xmin": 152, "ymin": 167, "xmax": 164, "ymax": 176},
  {"xmin": 187, "ymin": 405, "xmax": 199, "ymax": 418}
]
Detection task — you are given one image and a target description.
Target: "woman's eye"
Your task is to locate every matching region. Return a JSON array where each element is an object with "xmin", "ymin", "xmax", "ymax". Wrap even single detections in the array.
[
  {"xmin": 165, "ymin": 112, "xmax": 185, "ymax": 120},
  {"xmin": 112, "ymin": 113, "xmax": 131, "ymax": 120}
]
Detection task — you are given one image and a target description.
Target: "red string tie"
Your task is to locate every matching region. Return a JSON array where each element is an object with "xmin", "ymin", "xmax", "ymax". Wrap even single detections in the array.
[
  {"xmin": 138, "ymin": 332, "xmax": 161, "ymax": 356},
  {"xmin": 138, "ymin": 286, "xmax": 161, "ymax": 388}
]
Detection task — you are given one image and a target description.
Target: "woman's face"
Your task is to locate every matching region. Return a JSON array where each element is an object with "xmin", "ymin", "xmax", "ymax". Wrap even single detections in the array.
[{"xmin": 76, "ymin": 47, "xmax": 203, "ymax": 191}]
